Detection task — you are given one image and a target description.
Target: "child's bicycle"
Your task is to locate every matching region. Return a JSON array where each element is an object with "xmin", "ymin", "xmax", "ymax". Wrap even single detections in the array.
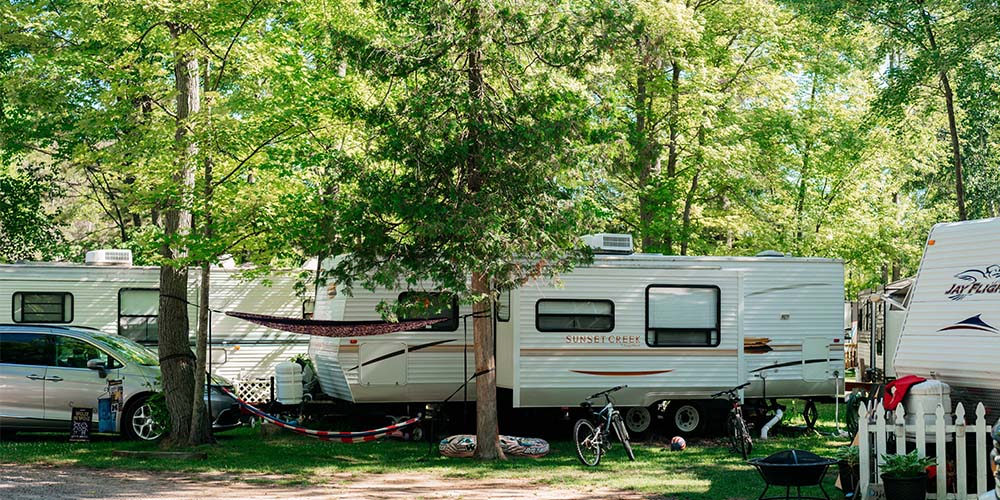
[{"xmin": 573, "ymin": 385, "xmax": 636, "ymax": 466}]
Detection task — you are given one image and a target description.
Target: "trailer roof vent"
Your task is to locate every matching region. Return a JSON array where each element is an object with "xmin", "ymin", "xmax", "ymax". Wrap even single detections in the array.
[
  {"xmin": 755, "ymin": 250, "xmax": 786, "ymax": 257},
  {"xmin": 582, "ymin": 233, "xmax": 634, "ymax": 254},
  {"xmin": 85, "ymin": 249, "xmax": 133, "ymax": 266}
]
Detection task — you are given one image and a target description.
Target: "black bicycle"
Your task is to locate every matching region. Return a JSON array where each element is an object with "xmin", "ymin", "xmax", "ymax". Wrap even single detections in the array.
[
  {"xmin": 573, "ymin": 385, "xmax": 636, "ymax": 466},
  {"xmin": 712, "ymin": 382, "xmax": 753, "ymax": 459}
]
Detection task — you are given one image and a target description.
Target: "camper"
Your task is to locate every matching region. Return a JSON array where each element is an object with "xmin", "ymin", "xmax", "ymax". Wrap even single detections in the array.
[
  {"xmin": 0, "ymin": 250, "xmax": 312, "ymax": 385},
  {"xmin": 309, "ymin": 235, "xmax": 846, "ymax": 435},
  {"xmin": 851, "ymin": 278, "xmax": 912, "ymax": 382},
  {"xmin": 893, "ymin": 217, "xmax": 1000, "ymax": 417}
]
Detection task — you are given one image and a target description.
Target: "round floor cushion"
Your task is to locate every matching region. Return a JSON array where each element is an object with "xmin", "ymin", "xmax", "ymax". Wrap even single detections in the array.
[{"xmin": 439, "ymin": 434, "xmax": 550, "ymax": 458}]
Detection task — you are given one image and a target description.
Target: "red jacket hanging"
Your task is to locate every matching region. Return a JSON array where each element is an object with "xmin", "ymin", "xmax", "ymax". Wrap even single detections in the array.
[{"xmin": 883, "ymin": 374, "xmax": 928, "ymax": 411}]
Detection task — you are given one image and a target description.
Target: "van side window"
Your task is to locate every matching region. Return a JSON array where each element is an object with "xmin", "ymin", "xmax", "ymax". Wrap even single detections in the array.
[
  {"xmin": 119, "ymin": 288, "xmax": 160, "ymax": 345},
  {"xmin": 397, "ymin": 292, "xmax": 459, "ymax": 331},
  {"xmin": 12, "ymin": 292, "xmax": 73, "ymax": 323},
  {"xmin": 54, "ymin": 336, "xmax": 121, "ymax": 369},
  {"xmin": 646, "ymin": 285, "xmax": 720, "ymax": 347},
  {"xmin": 535, "ymin": 299, "xmax": 614, "ymax": 332},
  {"xmin": 0, "ymin": 333, "xmax": 52, "ymax": 366}
]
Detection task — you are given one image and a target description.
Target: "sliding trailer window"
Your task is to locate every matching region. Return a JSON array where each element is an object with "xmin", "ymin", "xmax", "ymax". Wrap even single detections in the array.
[
  {"xmin": 646, "ymin": 285, "xmax": 720, "ymax": 347},
  {"xmin": 12, "ymin": 292, "xmax": 73, "ymax": 323},
  {"xmin": 397, "ymin": 292, "xmax": 459, "ymax": 331},
  {"xmin": 535, "ymin": 299, "xmax": 614, "ymax": 332},
  {"xmin": 119, "ymin": 288, "xmax": 159, "ymax": 345}
]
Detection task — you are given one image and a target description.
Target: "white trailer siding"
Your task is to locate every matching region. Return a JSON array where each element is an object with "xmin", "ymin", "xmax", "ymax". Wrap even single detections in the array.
[
  {"xmin": 309, "ymin": 284, "xmax": 475, "ymax": 403},
  {"xmin": 514, "ymin": 268, "xmax": 741, "ymax": 408},
  {"xmin": 311, "ymin": 254, "xmax": 844, "ymax": 408},
  {"xmin": 0, "ymin": 264, "xmax": 309, "ymax": 383},
  {"xmin": 893, "ymin": 218, "xmax": 1000, "ymax": 415}
]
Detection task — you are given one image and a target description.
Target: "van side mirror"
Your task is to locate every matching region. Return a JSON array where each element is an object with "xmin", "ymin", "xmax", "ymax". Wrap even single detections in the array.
[{"xmin": 87, "ymin": 359, "xmax": 107, "ymax": 378}]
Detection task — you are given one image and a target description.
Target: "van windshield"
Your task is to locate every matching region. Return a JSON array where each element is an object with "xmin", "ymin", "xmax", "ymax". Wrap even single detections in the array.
[{"xmin": 92, "ymin": 333, "xmax": 159, "ymax": 366}]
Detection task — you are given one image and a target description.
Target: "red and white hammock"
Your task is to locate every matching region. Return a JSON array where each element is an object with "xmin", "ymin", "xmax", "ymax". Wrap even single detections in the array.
[{"xmin": 222, "ymin": 387, "xmax": 420, "ymax": 443}]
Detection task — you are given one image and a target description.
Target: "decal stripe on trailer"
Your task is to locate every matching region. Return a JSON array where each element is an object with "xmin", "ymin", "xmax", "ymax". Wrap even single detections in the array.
[{"xmin": 569, "ymin": 369, "xmax": 673, "ymax": 376}]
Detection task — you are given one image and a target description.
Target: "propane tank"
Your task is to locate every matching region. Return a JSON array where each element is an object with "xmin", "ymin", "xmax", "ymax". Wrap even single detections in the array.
[{"xmin": 274, "ymin": 361, "xmax": 303, "ymax": 405}]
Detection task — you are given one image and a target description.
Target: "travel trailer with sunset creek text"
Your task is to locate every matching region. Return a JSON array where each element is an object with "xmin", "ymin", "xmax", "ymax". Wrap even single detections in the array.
[
  {"xmin": 893, "ymin": 217, "xmax": 1000, "ymax": 418},
  {"xmin": 0, "ymin": 250, "xmax": 313, "ymax": 385},
  {"xmin": 309, "ymin": 234, "xmax": 846, "ymax": 436}
]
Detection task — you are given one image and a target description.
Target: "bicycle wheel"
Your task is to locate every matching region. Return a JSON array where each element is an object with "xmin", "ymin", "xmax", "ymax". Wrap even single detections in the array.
[
  {"xmin": 611, "ymin": 413, "xmax": 636, "ymax": 461},
  {"xmin": 733, "ymin": 415, "xmax": 753, "ymax": 459},
  {"xmin": 573, "ymin": 419, "xmax": 602, "ymax": 466}
]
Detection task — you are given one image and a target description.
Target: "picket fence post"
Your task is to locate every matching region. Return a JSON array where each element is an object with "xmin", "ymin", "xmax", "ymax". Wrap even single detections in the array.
[
  {"xmin": 876, "ymin": 401, "xmax": 888, "ymax": 468},
  {"xmin": 975, "ymin": 403, "xmax": 987, "ymax": 495},
  {"xmin": 935, "ymin": 404, "xmax": 947, "ymax": 498},
  {"xmin": 956, "ymin": 403, "xmax": 968, "ymax": 499},
  {"xmin": 859, "ymin": 401, "xmax": 871, "ymax": 499},
  {"xmin": 894, "ymin": 404, "xmax": 906, "ymax": 456}
]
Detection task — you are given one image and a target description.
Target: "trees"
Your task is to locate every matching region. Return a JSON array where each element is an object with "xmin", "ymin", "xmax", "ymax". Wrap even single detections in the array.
[{"xmin": 324, "ymin": 0, "xmax": 593, "ymax": 459}]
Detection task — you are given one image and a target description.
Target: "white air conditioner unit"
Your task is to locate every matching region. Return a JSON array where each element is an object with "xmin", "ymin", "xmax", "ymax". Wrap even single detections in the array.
[
  {"xmin": 582, "ymin": 233, "xmax": 634, "ymax": 254},
  {"xmin": 85, "ymin": 249, "xmax": 133, "ymax": 266}
]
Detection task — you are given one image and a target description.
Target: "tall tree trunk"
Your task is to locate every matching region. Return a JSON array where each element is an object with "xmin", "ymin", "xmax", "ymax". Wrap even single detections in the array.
[
  {"xmin": 635, "ymin": 38, "xmax": 654, "ymax": 253},
  {"xmin": 465, "ymin": 0, "xmax": 503, "ymax": 461},
  {"xmin": 663, "ymin": 61, "xmax": 682, "ymax": 254},
  {"xmin": 187, "ymin": 58, "xmax": 214, "ymax": 446},
  {"xmin": 919, "ymin": 5, "xmax": 966, "ymax": 220},
  {"xmin": 159, "ymin": 22, "xmax": 200, "ymax": 446}
]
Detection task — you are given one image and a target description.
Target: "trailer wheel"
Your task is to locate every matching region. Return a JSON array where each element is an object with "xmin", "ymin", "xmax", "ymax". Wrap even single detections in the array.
[
  {"xmin": 667, "ymin": 402, "xmax": 703, "ymax": 436},
  {"xmin": 623, "ymin": 406, "xmax": 652, "ymax": 439}
]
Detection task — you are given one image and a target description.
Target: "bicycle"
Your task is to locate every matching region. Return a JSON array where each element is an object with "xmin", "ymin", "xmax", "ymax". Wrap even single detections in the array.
[
  {"xmin": 573, "ymin": 385, "xmax": 636, "ymax": 466},
  {"xmin": 712, "ymin": 382, "xmax": 753, "ymax": 459}
]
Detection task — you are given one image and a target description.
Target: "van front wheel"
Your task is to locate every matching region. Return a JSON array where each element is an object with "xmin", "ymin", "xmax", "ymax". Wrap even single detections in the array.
[{"xmin": 123, "ymin": 396, "xmax": 164, "ymax": 441}]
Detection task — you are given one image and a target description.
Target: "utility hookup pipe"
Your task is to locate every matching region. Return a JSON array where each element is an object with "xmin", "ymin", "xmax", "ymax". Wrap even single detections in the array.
[{"xmin": 760, "ymin": 409, "xmax": 783, "ymax": 440}]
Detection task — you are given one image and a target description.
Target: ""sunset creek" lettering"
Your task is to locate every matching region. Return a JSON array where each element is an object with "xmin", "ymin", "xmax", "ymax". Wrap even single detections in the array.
[{"xmin": 565, "ymin": 335, "xmax": 641, "ymax": 345}]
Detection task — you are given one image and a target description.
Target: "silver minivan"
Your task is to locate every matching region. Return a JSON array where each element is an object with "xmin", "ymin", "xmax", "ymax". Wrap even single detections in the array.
[{"xmin": 0, "ymin": 324, "xmax": 240, "ymax": 440}]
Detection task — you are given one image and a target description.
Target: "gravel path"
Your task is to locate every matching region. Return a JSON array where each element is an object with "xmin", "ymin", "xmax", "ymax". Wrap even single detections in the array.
[{"xmin": 0, "ymin": 464, "xmax": 656, "ymax": 499}]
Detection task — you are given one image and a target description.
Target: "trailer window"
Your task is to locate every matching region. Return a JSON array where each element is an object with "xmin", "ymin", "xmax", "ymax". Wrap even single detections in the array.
[
  {"xmin": 119, "ymin": 288, "xmax": 159, "ymax": 345},
  {"xmin": 646, "ymin": 285, "xmax": 720, "ymax": 347},
  {"xmin": 12, "ymin": 292, "xmax": 73, "ymax": 323},
  {"xmin": 397, "ymin": 292, "xmax": 459, "ymax": 331},
  {"xmin": 535, "ymin": 299, "xmax": 614, "ymax": 332}
]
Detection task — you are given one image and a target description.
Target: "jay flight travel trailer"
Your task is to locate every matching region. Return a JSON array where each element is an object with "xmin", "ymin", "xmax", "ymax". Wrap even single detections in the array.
[
  {"xmin": 893, "ymin": 217, "xmax": 1000, "ymax": 419},
  {"xmin": 0, "ymin": 250, "xmax": 313, "ymax": 385},
  {"xmin": 309, "ymin": 235, "xmax": 846, "ymax": 435}
]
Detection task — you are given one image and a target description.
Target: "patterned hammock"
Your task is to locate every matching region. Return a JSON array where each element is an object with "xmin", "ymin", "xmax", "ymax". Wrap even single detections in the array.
[
  {"xmin": 222, "ymin": 387, "xmax": 420, "ymax": 443},
  {"xmin": 225, "ymin": 311, "xmax": 445, "ymax": 338}
]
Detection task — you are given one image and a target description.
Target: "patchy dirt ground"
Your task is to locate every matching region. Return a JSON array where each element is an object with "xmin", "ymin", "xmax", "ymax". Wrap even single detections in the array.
[{"xmin": 0, "ymin": 464, "xmax": 658, "ymax": 500}]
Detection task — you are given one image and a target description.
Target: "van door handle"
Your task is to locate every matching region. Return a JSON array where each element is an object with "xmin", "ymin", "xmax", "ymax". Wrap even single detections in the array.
[
  {"xmin": 46, "ymin": 376, "xmax": 63, "ymax": 382},
  {"xmin": 26, "ymin": 374, "xmax": 45, "ymax": 381}
]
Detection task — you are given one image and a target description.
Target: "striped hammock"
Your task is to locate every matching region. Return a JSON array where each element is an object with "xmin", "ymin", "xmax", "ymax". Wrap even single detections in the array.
[
  {"xmin": 225, "ymin": 311, "xmax": 445, "ymax": 338},
  {"xmin": 222, "ymin": 387, "xmax": 420, "ymax": 443}
]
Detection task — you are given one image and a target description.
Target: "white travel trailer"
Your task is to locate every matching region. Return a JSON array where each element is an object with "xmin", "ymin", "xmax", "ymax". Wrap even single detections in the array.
[
  {"xmin": 893, "ymin": 217, "xmax": 1000, "ymax": 417},
  {"xmin": 852, "ymin": 278, "xmax": 912, "ymax": 381},
  {"xmin": 0, "ymin": 250, "xmax": 312, "ymax": 384},
  {"xmin": 309, "ymin": 237, "xmax": 846, "ymax": 434}
]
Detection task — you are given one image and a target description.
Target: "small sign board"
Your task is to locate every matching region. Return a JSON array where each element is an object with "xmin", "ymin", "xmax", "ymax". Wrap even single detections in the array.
[{"xmin": 70, "ymin": 407, "xmax": 92, "ymax": 442}]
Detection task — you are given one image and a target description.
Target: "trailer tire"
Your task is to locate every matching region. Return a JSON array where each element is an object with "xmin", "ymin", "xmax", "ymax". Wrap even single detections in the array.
[
  {"xmin": 623, "ymin": 406, "xmax": 652, "ymax": 439},
  {"xmin": 667, "ymin": 402, "xmax": 704, "ymax": 436}
]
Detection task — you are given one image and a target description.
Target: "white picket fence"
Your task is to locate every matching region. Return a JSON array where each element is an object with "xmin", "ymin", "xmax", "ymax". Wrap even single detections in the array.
[{"xmin": 858, "ymin": 400, "xmax": 993, "ymax": 499}]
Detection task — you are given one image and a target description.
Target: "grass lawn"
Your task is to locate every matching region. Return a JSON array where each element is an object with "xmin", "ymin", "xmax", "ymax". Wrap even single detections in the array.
[{"xmin": 0, "ymin": 401, "xmax": 852, "ymax": 499}]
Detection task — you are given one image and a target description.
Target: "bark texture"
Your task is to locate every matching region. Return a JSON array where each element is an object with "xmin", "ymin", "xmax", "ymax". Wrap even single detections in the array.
[{"xmin": 159, "ymin": 22, "xmax": 199, "ymax": 446}]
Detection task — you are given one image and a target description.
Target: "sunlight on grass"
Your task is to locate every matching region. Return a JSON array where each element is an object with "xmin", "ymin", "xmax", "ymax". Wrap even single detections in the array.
[{"xmin": 0, "ymin": 401, "xmax": 853, "ymax": 500}]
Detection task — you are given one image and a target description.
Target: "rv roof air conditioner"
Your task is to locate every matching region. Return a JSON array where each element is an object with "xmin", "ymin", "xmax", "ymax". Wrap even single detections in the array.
[
  {"xmin": 582, "ymin": 233, "xmax": 634, "ymax": 254},
  {"xmin": 85, "ymin": 249, "xmax": 133, "ymax": 266}
]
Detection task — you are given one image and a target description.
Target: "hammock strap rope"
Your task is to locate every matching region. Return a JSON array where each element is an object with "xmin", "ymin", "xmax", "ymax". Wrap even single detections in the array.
[{"xmin": 221, "ymin": 387, "xmax": 420, "ymax": 443}]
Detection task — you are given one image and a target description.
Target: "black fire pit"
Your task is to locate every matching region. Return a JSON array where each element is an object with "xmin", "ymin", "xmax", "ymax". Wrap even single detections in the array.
[{"xmin": 747, "ymin": 449, "xmax": 837, "ymax": 500}]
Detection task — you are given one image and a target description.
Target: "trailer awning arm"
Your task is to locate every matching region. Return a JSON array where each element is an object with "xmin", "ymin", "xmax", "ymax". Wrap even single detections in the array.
[{"xmin": 224, "ymin": 311, "xmax": 445, "ymax": 337}]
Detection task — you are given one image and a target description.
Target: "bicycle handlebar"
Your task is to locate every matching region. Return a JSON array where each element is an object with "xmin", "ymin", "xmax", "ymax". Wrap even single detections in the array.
[
  {"xmin": 587, "ymin": 385, "xmax": 627, "ymax": 400},
  {"xmin": 711, "ymin": 381, "xmax": 751, "ymax": 398}
]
